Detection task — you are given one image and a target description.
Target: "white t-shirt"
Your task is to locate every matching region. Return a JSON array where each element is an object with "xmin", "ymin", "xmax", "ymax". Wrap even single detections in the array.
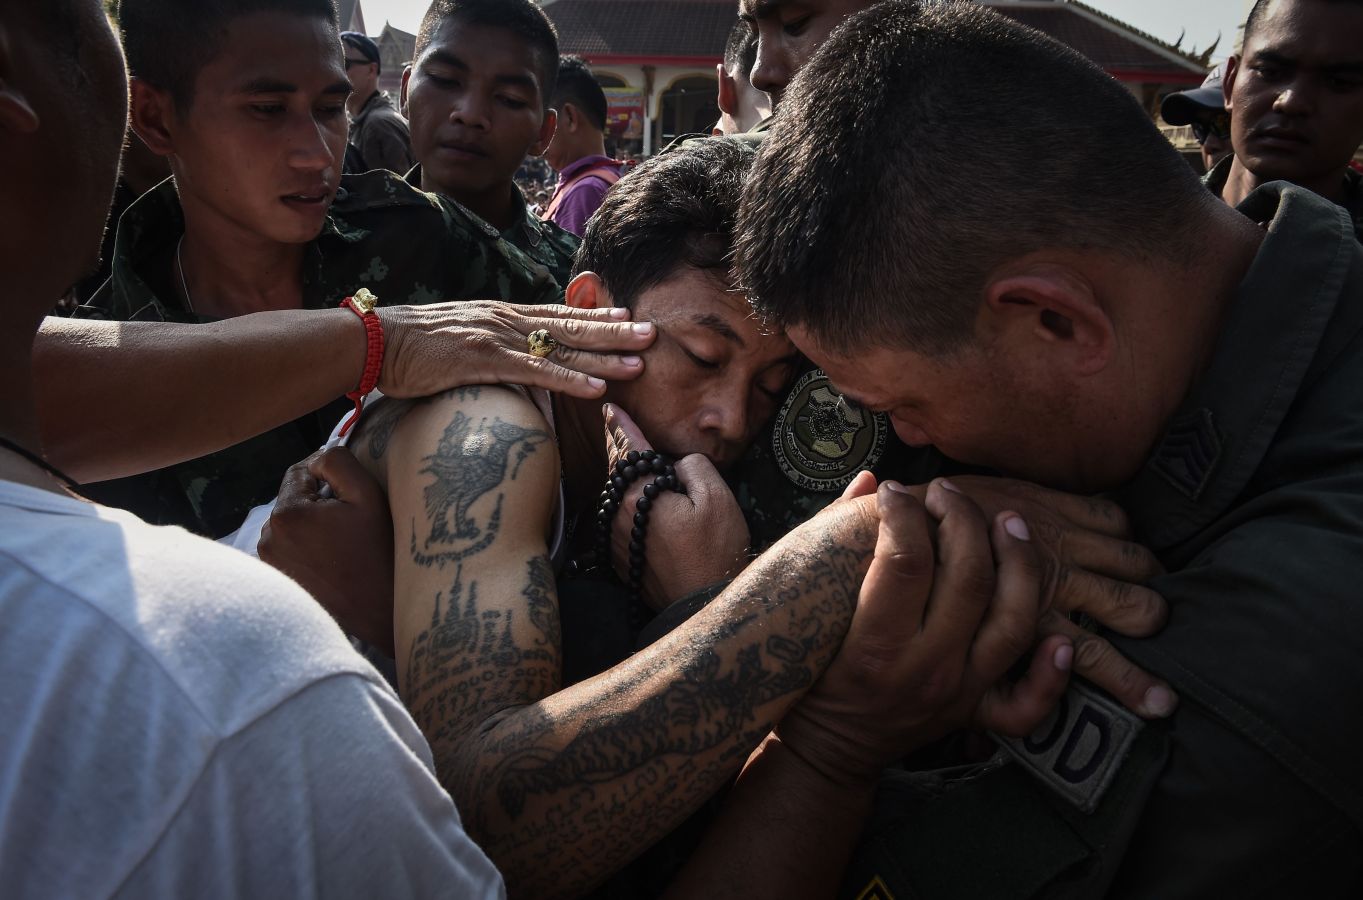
[{"xmin": 0, "ymin": 480, "xmax": 505, "ymax": 899}]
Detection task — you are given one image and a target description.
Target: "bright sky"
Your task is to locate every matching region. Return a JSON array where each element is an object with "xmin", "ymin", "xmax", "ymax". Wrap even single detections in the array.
[{"xmin": 360, "ymin": 0, "xmax": 1251, "ymax": 65}]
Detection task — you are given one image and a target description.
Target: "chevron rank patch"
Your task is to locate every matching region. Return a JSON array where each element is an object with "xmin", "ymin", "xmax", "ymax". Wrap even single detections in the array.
[
  {"xmin": 995, "ymin": 680, "xmax": 1143, "ymax": 814},
  {"xmin": 855, "ymin": 876, "xmax": 895, "ymax": 900},
  {"xmin": 773, "ymin": 369, "xmax": 889, "ymax": 492}
]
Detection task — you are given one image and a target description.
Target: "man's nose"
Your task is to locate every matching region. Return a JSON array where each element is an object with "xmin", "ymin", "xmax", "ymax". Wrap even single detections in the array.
[
  {"xmin": 289, "ymin": 115, "xmax": 338, "ymax": 171},
  {"xmin": 698, "ymin": 390, "xmax": 751, "ymax": 449},
  {"xmin": 1273, "ymin": 84, "xmax": 1313, "ymax": 117},
  {"xmin": 750, "ymin": 39, "xmax": 791, "ymax": 106},
  {"xmin": 451, "ymin": 92, "xmax": 491, "ymax": 128}
]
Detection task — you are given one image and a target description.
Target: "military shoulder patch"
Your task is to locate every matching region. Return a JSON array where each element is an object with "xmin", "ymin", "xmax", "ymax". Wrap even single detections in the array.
[
  {"xmin": 772, "ymin": 369, "xmax": 888, "ymax": 492},
  {"xmin": 994, "ymin": 680, "xmax": 1143, "ymax": 814}
]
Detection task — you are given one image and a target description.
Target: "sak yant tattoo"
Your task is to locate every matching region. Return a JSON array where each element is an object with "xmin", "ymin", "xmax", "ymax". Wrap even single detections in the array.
[
  {"xmin": 393, "ymin": 386, "xmax": 878, "ymax": 898},
  {"xmin": 410, "ymin": 410, "xmax": 550, "ymax": 566},
  {"xmin": 357, "ymin": 387, "xmax": 484, "ymax": 462}
]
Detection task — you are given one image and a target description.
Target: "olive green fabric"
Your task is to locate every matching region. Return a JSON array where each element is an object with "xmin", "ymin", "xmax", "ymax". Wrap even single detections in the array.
[
  {"xmin": 405, "ymin": 164, "xmax": 579, "ymax": 291},
  {"xmin": 72, "ymin": 171, "xmax": 559, "ymax": 537},
  {"xmin": 664, "ymin": 115, "xmax": 774, "ymax": 156},
  {"xmin": 1205, "ymin": 154, "xmax": 1363, "ymax": 243},
  {"xmin": 840, "ymin": 184, "xmax": 1363, "ymax": 899}
]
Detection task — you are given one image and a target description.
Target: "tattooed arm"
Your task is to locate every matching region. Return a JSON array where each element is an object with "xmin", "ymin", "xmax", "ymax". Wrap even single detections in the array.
[{"xmin": 350, "ymin": 387, "xmax": 881, "ymax": 899}]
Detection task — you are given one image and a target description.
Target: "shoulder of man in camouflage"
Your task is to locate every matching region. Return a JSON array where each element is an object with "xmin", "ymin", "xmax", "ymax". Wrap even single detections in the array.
[
  {"xmin": 662, "ymin": 116, "xmax": 774, "ymax": 157},
  {"xmin": 397, "ymin": 163, "xmax": 577, "ymax": 290},
  {"xmin": 319, "ymin": 170, "xmax": 561, "ymax": 307},
  {"xmin": 501, "ymin": 185, "xmax": 579, "ymax": 292},
  {"xmin": 69, "ymin": 178, "xmax": 188, "ymax": 323}
]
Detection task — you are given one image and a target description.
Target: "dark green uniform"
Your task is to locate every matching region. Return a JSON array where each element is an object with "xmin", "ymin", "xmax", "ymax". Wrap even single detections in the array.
[
  {"xmin": 840, "ymin": 184, "xmax": 1363, "ymax": 899},
  {"xmin": 1205, "ymin": 154, "xmax": 1363, "ymax": 243},
  {"xmin": 405, "ymin": 164, "xmax": 580, "ymax": 290},
  {"xmin": 73, "ymin": 171, "xmax": 560, "ymax": 537}
]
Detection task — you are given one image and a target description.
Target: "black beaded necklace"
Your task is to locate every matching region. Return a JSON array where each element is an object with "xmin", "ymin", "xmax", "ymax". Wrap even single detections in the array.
[
  {"xmin": 584, "ymin": 449, "xmax": 685, "ymax": 604},
  {"xmin": 0, "ymin": 436, "xmax": 81, "ymax": 491}
]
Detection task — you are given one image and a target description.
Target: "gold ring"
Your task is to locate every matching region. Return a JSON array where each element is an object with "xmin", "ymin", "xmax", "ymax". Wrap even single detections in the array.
[{"xmin": 528, "ymin": 329, "xmax": 558, "ymax": 358}]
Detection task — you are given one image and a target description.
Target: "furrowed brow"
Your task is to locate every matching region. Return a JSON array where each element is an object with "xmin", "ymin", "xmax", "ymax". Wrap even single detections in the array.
[{"xmin": 694, "ymin": 313, "xmax": 745, "ymax": 348}]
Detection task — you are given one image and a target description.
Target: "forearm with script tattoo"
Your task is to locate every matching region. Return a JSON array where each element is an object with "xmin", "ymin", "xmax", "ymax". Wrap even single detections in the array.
[{"xmin": 354, "ymin": 387, "xmax": 878, "ymax": 899}]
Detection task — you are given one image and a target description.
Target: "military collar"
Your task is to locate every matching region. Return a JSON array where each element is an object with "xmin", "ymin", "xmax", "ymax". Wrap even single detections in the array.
[
  {"xmin": 352, "ymin": 89, "xmax": 391, "ymax": 124},
  {"xmin": 1206, "ymin": 156, "xmax": 1363, "ymax": 241},
  {"xmin": 101, "ymin": 177, "xmax": 386, "ymax": 321},
  {"xmin": 1202, "ymin": 153, "xmax": 1234, "ymax": 197},
  {"xmin": 402, "ymin": 163, "xmax": 547, "ymax": 249},
  {"xmin": 1117, "ymin": 184, "xmax": 1360, "ymax": 551},
  {"xmin": 100, "ymin": 178, "xmax": 194, "ymax": 322}
]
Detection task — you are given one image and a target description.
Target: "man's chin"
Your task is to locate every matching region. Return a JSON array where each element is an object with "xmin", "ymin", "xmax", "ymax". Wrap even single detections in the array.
[
  {"xmin": 264, "ymin": 218, "xmax": 328, "ymax": 246},
  {"xmin": 1242, "ymin": 150, "xmax": 1319, "ymax": 184}
]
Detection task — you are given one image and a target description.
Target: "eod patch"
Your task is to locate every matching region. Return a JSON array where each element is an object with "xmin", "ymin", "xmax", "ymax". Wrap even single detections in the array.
[{"xmin": 773, "ymin": 369, "xmax": 888, "ymax": 492}]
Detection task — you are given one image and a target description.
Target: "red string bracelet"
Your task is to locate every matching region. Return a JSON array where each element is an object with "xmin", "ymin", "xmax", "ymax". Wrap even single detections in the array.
[{"xmin": 338, "ymin": 288, "xmax": 383, "ymax": 436}]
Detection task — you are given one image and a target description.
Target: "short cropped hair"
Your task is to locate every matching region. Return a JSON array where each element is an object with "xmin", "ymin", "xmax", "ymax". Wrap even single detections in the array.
[
  {"xmin": 118, "ymin": 0, "xmax": 338, "ymax": 113},
  {"xmin": 1243, "ymin": 0, "xmax": 1363, "ymax": 43},
  {"xmin": 724, "ymin": 20, "xmax": 757, "ymax": 77},
  {"xmin": 575, "ymin": 138, "xmax": 754, "ymax": 308},
  {"xmin": 553, "ymin": 55, "xmax": 607, "ymax": 131},
  {"xmin": 738, "ymin": 0, "xmax": 1211, "ymax": 356},
  {"xmin": 417, "ymin": 0, "xmax": 559, "ymax": 105}
]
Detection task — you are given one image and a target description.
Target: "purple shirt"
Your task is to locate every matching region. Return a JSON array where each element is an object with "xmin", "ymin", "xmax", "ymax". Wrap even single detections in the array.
[{"xmin": 548, "ymin": 155, "xmax": 621, "ymax": 236}]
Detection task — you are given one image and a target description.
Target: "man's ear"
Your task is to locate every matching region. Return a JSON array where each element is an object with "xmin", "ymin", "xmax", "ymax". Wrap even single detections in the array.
[
  {"xmin": 530, "ymin": 107, "xmax": 557, "ymax": 156},
  {"xmin": 559, "ymin": 101, "xmax": 578, "ymax": 134},
  {"xmin": 566, "ymin": 271, "xmax": 611, "ymax": 310},
  {"xmin": 983, "ymin": 264, "xmax": 1115, "ymax": 376},
  {"xmin": 129, "ymin": 78, "xmax": 178, "ymax": 157},
  {"xmin": 0, "ymin": 23, "xmax": 39, "ymax": 135},
  {"xmin": 716, "ymin": 64, "xmax": 739, "ymax": 117},
  {"xmin": 1222, "ymin": 56, "xmax": 1239, "ymax": 112},
  {"xmin": 399, "ymin": 65, "xmax": 412, "ymax": 117}
]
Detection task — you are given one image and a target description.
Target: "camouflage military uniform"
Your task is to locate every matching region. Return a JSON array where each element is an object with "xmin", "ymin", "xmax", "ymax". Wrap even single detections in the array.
[
  {"xmin": 73, "ymin": 171, "xmax": 560, "ymax": 537},
  {"xmin": 1205, "ymin": 154, "xmax": 1363, "ymax": 243},
  {"xmin": 405, "ymin": 164, "xmax": 580, "ymax": 290}
]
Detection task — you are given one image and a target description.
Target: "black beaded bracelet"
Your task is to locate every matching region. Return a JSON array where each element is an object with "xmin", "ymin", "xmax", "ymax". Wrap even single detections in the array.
[{"xmin": 593, "ymin": 449, "xmax": 685, "ymax": 604}]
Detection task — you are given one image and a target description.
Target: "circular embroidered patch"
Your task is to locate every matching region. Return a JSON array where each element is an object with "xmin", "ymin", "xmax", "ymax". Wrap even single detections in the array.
[{"xmin": 772, "ymin": 369, "xmax": 889, "ymax": 492}]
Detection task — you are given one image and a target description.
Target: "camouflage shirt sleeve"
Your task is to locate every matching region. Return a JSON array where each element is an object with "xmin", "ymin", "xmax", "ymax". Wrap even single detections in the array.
[{"xmin": 316, "ymin": 172, "xmax": 561, "ymax": 308}]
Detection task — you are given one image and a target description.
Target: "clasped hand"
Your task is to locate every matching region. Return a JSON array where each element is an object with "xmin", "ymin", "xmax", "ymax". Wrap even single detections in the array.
[{"xmin": 778, "ymin": 474, "xmax": 1074, "ymax": 781}]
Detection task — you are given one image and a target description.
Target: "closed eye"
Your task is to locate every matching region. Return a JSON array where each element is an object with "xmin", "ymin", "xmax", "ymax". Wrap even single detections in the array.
[{"xmin": 685, "ymin": 348, "xmax": 720, "ymax": 370}]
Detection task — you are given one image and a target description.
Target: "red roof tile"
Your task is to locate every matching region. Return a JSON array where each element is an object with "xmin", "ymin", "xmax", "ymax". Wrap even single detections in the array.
[
  {"xmin": 546, "ymin": 0, "xmax": 1205, "ymax": 79},
  {"xmin": 990, "ymin": 3, "xmax": 1203, "ymax": 77},
  {"xmin": 546, "ymin": 0, "xmax": 736, "ymax": 61}
]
